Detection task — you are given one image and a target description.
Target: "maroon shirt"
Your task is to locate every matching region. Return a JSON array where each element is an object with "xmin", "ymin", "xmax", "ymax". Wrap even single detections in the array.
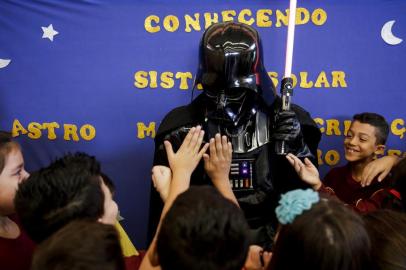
[
  {"xmin": 0, "ymin": 215, "xmax": 35, "ymax": 270},
  {"xmin": 323, "ymin": 163, "xmax": 390, "ymax": 206}
]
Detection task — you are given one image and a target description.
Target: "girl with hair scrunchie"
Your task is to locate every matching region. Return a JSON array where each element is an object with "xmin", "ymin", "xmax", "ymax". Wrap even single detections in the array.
[{"xmin": 268, "ymin": 189, "xmax": 372, "ymax": 270}]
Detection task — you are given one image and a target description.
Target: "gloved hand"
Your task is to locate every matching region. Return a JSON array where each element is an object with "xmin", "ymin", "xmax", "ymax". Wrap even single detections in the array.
[{"xmin": 272, "ymin": 110, "xmax": 312, "ymax": 158}]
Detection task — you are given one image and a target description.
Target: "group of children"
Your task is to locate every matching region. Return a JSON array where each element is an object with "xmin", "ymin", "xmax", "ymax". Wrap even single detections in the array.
[{"xmin": 0, "ymin": 112, "xmax": 405, "ymax": 270}]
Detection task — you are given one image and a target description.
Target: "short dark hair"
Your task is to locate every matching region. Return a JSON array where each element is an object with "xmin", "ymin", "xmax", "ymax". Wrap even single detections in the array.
[
  {"xmin": 31, "ymin": 220, "xmax": 124, "ymax": 270},
  {"xmin": 14, "ymin": 152, "xmax": 104, "ymax": 243},
  {"xmin": 157, "ymin": 186, "xmax": 250, "ymax": 270},
  {"xmin": 353, "ymin": 112, "xmax": 389, "ymax": 145},
  {"xmin": 269, "ymin": 198, "xmax": 372, "ymax": 270},
  {"xmin": 363, "ymin": 210, "xmax": 406, "ymax": 270}
]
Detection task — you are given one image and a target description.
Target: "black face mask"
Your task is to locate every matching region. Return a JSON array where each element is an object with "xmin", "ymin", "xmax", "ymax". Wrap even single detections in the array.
[
  {"xmin": 194, "ymin": 22, "xmax": 276, "ymax": 108},
  {"xmin": 205, "ymin": 88, "xmax": 261, "ymax": 130}
]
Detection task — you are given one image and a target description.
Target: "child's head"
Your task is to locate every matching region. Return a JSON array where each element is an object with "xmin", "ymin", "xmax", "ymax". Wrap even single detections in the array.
[
  {"xmin": 31, "ymin": 220, "xmax": 124, "ymax": 270},
  {"xmin": 270, "ymin": 189, "xmax": 371, "ymax": 270},
  {"xmin": 344, "ymin": 112, "xmax": 389, "ymax": 162},
  {"xmin": 363, "ymin": 210, "xmax": 406, "ymax": 270},
  {"xmin": 14, "ymin": 152, "xmax": 118, "ymax": 243},
  {"xmin": 0, "ymin": 131, "xmax": 29, "ymax": 215},
  {"xmin": 157, "ymin": 186, "xmax": 250, "ymax": 270}
]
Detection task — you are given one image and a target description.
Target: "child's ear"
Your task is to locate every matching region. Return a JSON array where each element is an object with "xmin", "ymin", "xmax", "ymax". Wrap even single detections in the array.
[{"xmin": 374, "ymin": 144, "xmax": 385, "ymax": 156}]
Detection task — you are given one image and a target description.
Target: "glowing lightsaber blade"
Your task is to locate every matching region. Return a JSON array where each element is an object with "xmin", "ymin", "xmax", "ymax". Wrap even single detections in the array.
[{"xmin": 276, "ymin": 0, "xmax": 297, "ymax": 155}]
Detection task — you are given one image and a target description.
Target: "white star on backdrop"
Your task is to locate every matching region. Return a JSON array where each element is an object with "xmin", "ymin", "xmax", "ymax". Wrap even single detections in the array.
[{"xmin": 41, "ymin": 24, "xmax": 59, "ymax": 41}]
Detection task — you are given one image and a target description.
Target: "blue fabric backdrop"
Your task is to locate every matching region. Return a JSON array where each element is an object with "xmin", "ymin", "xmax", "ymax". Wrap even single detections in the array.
[{"xmin": 1, "ymin": 0, "xmax": 405, "ymax": 248}]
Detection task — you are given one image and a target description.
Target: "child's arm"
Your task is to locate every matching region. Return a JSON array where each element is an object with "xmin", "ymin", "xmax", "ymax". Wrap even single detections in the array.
[
  {"xmin": 285, "ymin": 153, "xmax": 322, "ymax": 190},
  {"xmin": 140, "ymin": 126, "xmax": 209, "ymax": 270},
  {"xmin": 360, "ymin": 155, "xmax": 401, "ymax": 187},
  {"xmin": 151, "ymin": 165, "xmax": 172, "ymax": 203},
  {"xmin": 203, "ymin": 134, "xmax": 238, "ymax": 206}
]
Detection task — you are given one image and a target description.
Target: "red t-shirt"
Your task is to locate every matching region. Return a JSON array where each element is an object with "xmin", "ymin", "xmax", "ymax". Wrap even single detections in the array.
[
  {"xmin": 323, "ymin": 163, "xmax": 391, "ymax": 205},
  {"xmin": 0, "ymin": 215, "xmax": 35, "ymax": 270}
]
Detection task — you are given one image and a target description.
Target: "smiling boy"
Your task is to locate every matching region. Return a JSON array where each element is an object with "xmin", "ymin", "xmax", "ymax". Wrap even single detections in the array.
[
  {"xmin": 322, "ymin": 113, "xmax": 390, "ymax": 205},
  {"xmin": 286, "ymin": 112, "xmax": 401, "ymax": 211}
]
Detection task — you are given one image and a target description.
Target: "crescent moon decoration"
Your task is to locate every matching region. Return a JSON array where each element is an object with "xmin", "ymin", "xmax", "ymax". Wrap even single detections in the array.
[
  {"xmin": 381, "ymin": 20, "xmax": 403, "ymax": 45},
  {"xmin": 0, "ymin": 59, "xmax": 11, "ymax": 69}
]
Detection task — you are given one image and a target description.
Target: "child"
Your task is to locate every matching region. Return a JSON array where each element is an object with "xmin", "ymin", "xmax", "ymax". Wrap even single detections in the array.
[
  {"xmin": 147, "ymin": 127, "xmax": 270, "ymax": 270},
  {"xmin": 31, "ymin": 220, "xmax": 125, "ymax": 270},
  {"xmin": 286, "ymin": 112, "xmax": 401, "ymax": 211},
  {"xmin": 0, "ymin": 131, "xmax": 34, "ymax": 270},
  {"xmin": 362, "ymin": 210, "xmax": 406, "ymax": 270},
  {"xmin": 269, "ymin": 189, "xmax": 372, "ymax": 270},
  {"xmin": 14, "ymin": 152, "xmax": 143, "ymax": 270}
]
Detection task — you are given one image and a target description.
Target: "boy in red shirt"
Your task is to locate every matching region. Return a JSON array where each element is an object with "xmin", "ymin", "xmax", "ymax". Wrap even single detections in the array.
[{"xmin": 286, "ymin": 112, "xmax": 401, "ymax": 211}]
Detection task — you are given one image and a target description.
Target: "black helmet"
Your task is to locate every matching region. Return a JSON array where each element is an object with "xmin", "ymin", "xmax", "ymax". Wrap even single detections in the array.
[{"xmin": 195, "ymin": 22, "xmax": 276, "ymax": 106}]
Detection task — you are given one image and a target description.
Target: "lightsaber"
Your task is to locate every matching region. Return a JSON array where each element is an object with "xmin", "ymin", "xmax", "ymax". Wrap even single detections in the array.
[{"xmin": 276, "ymin": 0, "xmax": 297, "ymax": 155}]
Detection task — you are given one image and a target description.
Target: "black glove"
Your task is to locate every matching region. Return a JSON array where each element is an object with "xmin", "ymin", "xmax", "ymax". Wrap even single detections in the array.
[{"xmin": 272, "ymin": 110, "xmax": 312, "ymax": 158}]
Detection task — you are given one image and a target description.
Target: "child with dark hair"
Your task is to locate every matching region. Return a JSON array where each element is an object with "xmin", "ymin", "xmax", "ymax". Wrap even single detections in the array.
[
  {"xmin": 158, "ymin": 186, "xmax": 250, "ymax": 270},
  {"xmin": 269, "ymin": 189, "xmax": 372, "ymax": 270},
  {"xmin": 31, "ymin": 220, "xmax": 125, "ymax": 270},
  {"xmin": 0, "ymin": 131, "xmax": 34, "ymax": 270},
  {"xmin": 14, "ymin": 152, "xmax": 147, "ymax": 270},
  {"xmin": 141, "ymin": 126, "xmax": 261, "ymax": 270},
  {"xmin": 286, "ymin": 112, "xmax": 402, "ymax": 212},
  {"xmin": 362, "ymin": 210, "xmax": 406, "ymax": 270},
  {"xmin": 14, "ymin": 152, "xmax": 117, "ymax": 243}
]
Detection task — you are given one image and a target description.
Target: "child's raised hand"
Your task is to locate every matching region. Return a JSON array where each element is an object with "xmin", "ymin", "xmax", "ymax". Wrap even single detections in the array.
[
  {"xmin": 286, "ymin": 153, "xmax": 322, "ymax": 190},
  {"xmin": 164, "ymin": 126, "xmax": 209, "ymax": 177},
  {"xmin": 151, "ymin": 165, "xmax": 172, "ymax": 203},
  {"xmin": 203, "ymin": 134, "xmax": 232, "ymax": 187}
]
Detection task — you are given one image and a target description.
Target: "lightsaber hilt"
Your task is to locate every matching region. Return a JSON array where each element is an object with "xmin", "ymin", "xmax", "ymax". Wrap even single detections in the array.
[
  {"xmin": 275, "ymin": 77, "xmax": 294, "ymax": 155},
  {"xmin": 280, "ymin": 77, "xmax": 293, "ymax": 111}
]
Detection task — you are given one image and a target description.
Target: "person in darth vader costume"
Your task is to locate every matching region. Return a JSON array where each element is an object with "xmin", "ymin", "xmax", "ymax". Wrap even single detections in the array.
[{"xmin": 148, "ymin": 22, "xmax": 321, "ymax": 248}]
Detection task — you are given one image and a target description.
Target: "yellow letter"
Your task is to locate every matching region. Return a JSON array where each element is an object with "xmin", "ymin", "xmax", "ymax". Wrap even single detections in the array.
[
  {"xmin": 311, "ymin": 8, "xmax": 327, "ymax": 26},
  {"xmin": 64, "ymin": 124, "xmax": 80, "ymax": 141},
  {"xmin": 221, "ymin": 10, "xmax": 236, "ymax": 22},
  {"xmin": 317, "ymin": 149, "xmax": 323, "ymax": 165},
  {"xmin": 343, "ymin": 120, "xmax": 352, "ymax": 136},
  {"xmin": 326, "ymin": 119, "xmax": 341, "ymax": 136},
  {"xmin": 238, "ymin": 9, "xmax": 254, "ymax": 25},
  {"xmin": 313, "ymin": 118, "xmax": 325, "ymax": 133},
  {"xmin": 79, "ymin": 124, "xmax": 96, "ymax": 141},
  {"xmin": 144, "ymin": 15, "xmax": 160, "ymax": 33},
  {"xmin": 275, "ymin": 9, "xmax": 288, "ymax": 27},
  {"xmin": 185, "ymin": 13, "xmax": 201, "ymax": 32},
  {"xmin": 325, "ymin": 150, "xmax": 340, "ymax": 166},
  {"xmin": 387, "ymin": 149, "xmax": 401, "ymax": 156},
  {"xmin": 137, "ymin": 122, "xmax": 156, "ymax": 139},
  {"xmin": 204, "ymin": 12, "xmax": 219, "ymax": 29},
  {"xmin": 314, "ymin": 71, "xmax": 330, "ymax": 88},
  {"xmin": 296, "ymin": 8, "xmax": 310, "ymax": 25},
  {"xmin": 391, "ymin": 118, "xmax": 405, "ymax": 139},
  {"xmin": 149, "ymin": 71, "xmax": 158, "ymax": 88},
  {"xmin": 160, "ymin": 72, "xmax": 174, "ymax": 89},
  {"xmin": 42, "ymin": 122, "xmax": 60, "ymax": 140},
  {"xmin": 134, "ymin": 71, "xmax": 149, "ymax": 88},
  {"xmin": 291, "ymin": 73, "xmax": 298, "ymax": 88},
  {"xmin": 268, "ymin": 71, "xmax": 279, "ymax": 88},
  {"xmin": 27, "ymin": 122, "xmax": 42, "ymax": 139},
  {"xmin": 176, "ymin": 72, "xmax": 193, "ymax": 90},
  {"xmin": 331, "ymin": 71, "xmax": 347, "ymax": 87},
  {"xmin": 163, "ymin": 15, "xmax": 180, "ymax": 32},
  {"xmin": 299, "ymin": 72, "xmax": 314, "ymax": 88},
  {"xmin": 256, "ymin": 9, "xmax": 272, "ymax": 27},
  {"xmin": 12, "ymin": 119, "xmax": 27, "ymax": 137}
]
